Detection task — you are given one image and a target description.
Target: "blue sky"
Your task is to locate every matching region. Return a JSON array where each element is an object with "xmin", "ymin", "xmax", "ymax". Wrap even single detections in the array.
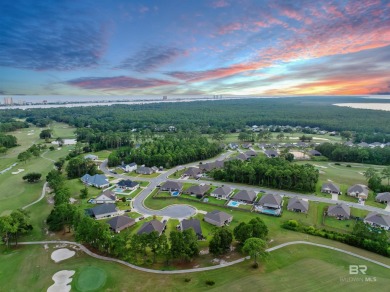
[{"xmin": 0, "ymin": 0, "xmax": 389, "ymax": 96}]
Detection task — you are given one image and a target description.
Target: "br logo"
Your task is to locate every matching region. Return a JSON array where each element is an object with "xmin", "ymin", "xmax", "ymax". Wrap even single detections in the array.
[{"xmin": 349, "ymin": 265, "xmax": 367, "ymax": 275}]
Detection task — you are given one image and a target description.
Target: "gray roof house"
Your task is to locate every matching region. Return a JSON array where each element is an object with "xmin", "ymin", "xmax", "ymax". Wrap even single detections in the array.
[
  {"xmin": 236, "ymin": 153, "xmax": 249, "ymax": 161},
  {"xmin": 357, "ymin": 142, "xmax": 369, "ymax": 148},
  {"xmin": 161, "ymin": 181, "xmax": 183, "ymax": 192},
  {"xmin": 232, "ymin": 190, "xmax": 257, "ymax": 204},
  {"xmin": 84, "ymin": 154, "xmax": 98, "ymax": 160},
  {"xmin": 258, "ymin": 194, "xmax": 283, "ymax": 209},
  {"xmin": 376, "ymin": 192, "xmax": 390, "ymax": 204},
  {"xmin": 81, "ymin": 174, "xmax": 109, "ymax": 188},
  {"xmin": 107, "ymin": 216, "xmax": 136, "ymax": 233},
  {"xmin": 347, "ymin": 184, "xmax": 369, "ymax": 199},
  {"xmin": 245, "ymin": 150, "xmax": 257, "ymax": 157},
  {"xmin": 228, "ymin": 143, "xmax": 239, "ymax": 149},
  {"xmin": 95, "ymin": 190, "xmax": 117, "ymax": 204},
  {"xmin": 199, "ymin": 161, "xmax": 225, "ymax": 172},
  {"xmin": 364, "ymin": 212, "xmax": 390, "ymax": 230},
  {"xmin": 184, "ymin": 167, "xmax": 202, "ymax": 178},
  {"xmin": 264, "ymin": 150, "xmax": 278, "ymax": 158},
  {"xmin": 137, "ymin": 220, "xmax": 165, "ymax": 235},
  {"xmin": 242, "ymin": 143, "xmax": 252, "ymax": 149},
  {"xmin": 184, "ymin": 185, "xmax": 210, "ymax": 198},
  {"xmin": 86, "ymin": 203, "xmax": 119, "ymax": 219},
  {"xmin": 327, "ymin": 204, "xmax": 350, "ymax": 220},
  {"xmin": 287, "ymin": 197, "xmax": 309, "ymax": 213},
  {"xmin": 181, "ymin": 218, "xmax": 203, "ymax": 239},
  {"xmin": 204, "ymin": 210, "xmax": 233, "ymax": 227},
  {"xmin": 136, "ymin": 166, "xmax": 156, "ymax": 175},
  {"xmin": 321, "ymin": 182, "xmax": 341, "ymax": 195},
  {"xmin": 308, "ymin": 150, "xmax": 322, "ymax": 156},
  {"xmin": 210, "ymin": 186, "xmax": 233, "ymax": 200},
  {"xmin": 117, "ymin": 180, "xmax": 139, "ymax": 190}
]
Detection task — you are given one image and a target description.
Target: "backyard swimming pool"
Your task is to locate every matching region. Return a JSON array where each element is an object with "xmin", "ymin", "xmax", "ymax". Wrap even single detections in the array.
[
  {"xmin": 114, "ymin": 188, "xmax": 124, "ymax": 193},
  {"xmin": 227, "ymin": 200, "xmax": 240, "ymax": 207},
  {"xmin": 171, "ymin": 191, "xmax": 180, "ymax": 196}
]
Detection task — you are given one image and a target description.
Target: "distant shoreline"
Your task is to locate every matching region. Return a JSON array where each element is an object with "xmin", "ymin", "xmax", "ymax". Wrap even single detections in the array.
[{"xmin": 333, "ymin": 103, "xmax": 390, "ymax": 112}]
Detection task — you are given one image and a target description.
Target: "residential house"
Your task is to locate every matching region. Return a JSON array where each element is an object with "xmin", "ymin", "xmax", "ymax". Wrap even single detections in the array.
[
  {"xmin": 364, "ymin": 212, "xmax": 390, "ymax": 230},
  {"xmin": 204, "ymin": 210, "xmax": 233, "ymax": 227},
  {"xmin": 183, "ymin": 167, "xmax": 202, "ymax": 178},
  {"xmin": 107, "ymin": 216, "xmax": 136, "ymax": 233},
  {"xmin": 369, "ymin": 142, "xmax": 383, "ymax": 148},
  {"xmin": 199, "ymin": 161, "xmax": 224, "ymax": 172},
  {"xmin": 308, "ymin": 150, "xmax": 322, "ymax": 156},
  {"xmin": 242, "ymin": 143, "xmax": 252, "ymax": 149},
  {"xmin": 245, "ymin": 150, "xmax": 257, "ymax": 157},
  {"xmin": 123, "ymin": 162, "xmax": 137, "ymax": 172},
  {"xmin": 231, "ymin": 190, "xmax": 257, "ymax": 204},
  {"xmin": 117, "ymin": 180, "xmax": 139, "ymax": 191},
  {"xmin": 287, "ymin": 197, "xmax": 309, "ymax": 213},
  {"xmin": 321, "ymin": 182, "xmax": 341, "ymax": 195},
  {"xmin": 184, "ymin": 184, "xmax": 210, "ymax": 198},
  {"xmin": 255, "ymin": 193, "xmax": 283, "ymax": 215},
  {"xmin": 137, "ymin": 220, "xmax": 165, "ymax": 235},
  {"xmin": 296, "ymin": 142, "xmax": 308, "ymax": 148},
  {"xmin": 161, "ymin": 181, "xmax": 183, "ymax": 192},
  {"xmin": 84, "ymin": 154, "xmax": 98, "ymax": 160},
  {"xmin": 376, "ymin": 192, "xmax": 390, "ymax": 204},
  {"xmin": 344, "ymin": 141, "xmax": 354, "ymax": 147},
  {"xmin": 81, "ymin": 174, "xmax": 109, "ymax": 189},
  {"xmin": 327, "ymin": 204, "xmax": 350, "ymax": 220},
  {"xmin": 210, "ymin": 186, "xmax": 233, "ymax": 200},
  {"xmin": 235, "ymin": 153, "xmax": 249, "ymax": 161},
  {"xmin": 357, "ymin": 142, "xmax": 369, "ymax": 148},
  {"xmin": 264, "ymin": 149, "xmax": 278, "ymax": 158},
  {"xmin": 136, "ymin": 166, "xmax": 156, "ymax": 175},
  {"xmin": 86, "ymin": 203, "xmax": 119, "ymax": 219},
  {"xmin": 181, "ymin": 218, "xmax": 203, "ymax": 239},
  {"xmin": 228, "ymin": 143, "xmax": 239, "ymax": 150},
  {"xmin": 95, "ymin": 190, "xmax": 117, "ymax": 204},
  {"xmin": 347, "ymin": 184, "xmax": 369, "ymax": 200}
]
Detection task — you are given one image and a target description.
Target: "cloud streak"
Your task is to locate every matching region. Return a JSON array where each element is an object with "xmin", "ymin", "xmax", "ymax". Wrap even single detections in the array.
[
  {"xmin": 117, "ymin": 46, "xmax": 186, "ymax": 73},
  {"xmin": 65, "ymin": 76, "xmax": 178, "ymax": 90}
]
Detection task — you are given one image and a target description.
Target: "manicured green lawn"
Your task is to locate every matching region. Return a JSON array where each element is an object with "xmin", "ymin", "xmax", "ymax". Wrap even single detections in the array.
[
  {"xmin": 89, "ymin": 150, "xmax": 112, "ymax": 160},
  {"xmin": 50, "ymin": 122, "xmax": 76, "ymax": 138},
  {"xmin": 1, "ymin": 242, "xmax": 389, "ymax": 291}
]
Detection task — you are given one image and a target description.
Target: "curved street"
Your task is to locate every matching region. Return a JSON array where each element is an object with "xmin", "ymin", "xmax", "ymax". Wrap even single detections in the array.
[{"xmin": 100, "ymin": 152, "xmax": 390, "ymax": 217}]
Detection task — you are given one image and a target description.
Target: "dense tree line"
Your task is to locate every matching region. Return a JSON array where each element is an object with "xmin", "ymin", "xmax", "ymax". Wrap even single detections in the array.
[
  {"xmin": 65, "ymin": 156, "xmax": 99, "ymax": 179},
  {"xmin": 354, "ymin": 132, "xmax": 390, "ymax": 143},
  {"xmin": 108, "ymin": 136, "xmax": 222, "ymax": 168},
  {"xmin": 212, "ymin": 157, "xmax": 319, "ymax": 192},
  {"xmin": 0, "ymin": 133, "xmax": 18, "ymax": 153},
  {"xmin": 315, "ymin": 143, "xmax": 390, "ymax": 165},
  {"xmin": 0, "ymin": 119, "xmax": 28, "ymax": 132},
  {"xmin": 1, "ymin": 97, "xmax": 389, "ymax": 136},
  {"xmin": 283, "ymin": 220, "xmax": 390, "ymax": 257}
]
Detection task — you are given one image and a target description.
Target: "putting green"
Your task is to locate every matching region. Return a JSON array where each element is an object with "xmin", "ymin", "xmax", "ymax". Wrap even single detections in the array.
[{"xmin": 75, "ymin": 266, "xmax": 107, "ymax": 291}]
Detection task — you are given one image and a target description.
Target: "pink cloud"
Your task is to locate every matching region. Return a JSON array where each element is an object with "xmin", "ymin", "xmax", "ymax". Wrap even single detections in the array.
[{"xmin": 218, "ymin": 22, "xmax": 243, "ymax": 35}]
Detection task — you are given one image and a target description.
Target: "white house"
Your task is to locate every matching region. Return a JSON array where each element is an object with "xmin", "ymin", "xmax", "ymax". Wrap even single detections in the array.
[
  {"xmin": 123, "ymin": 162, "xmax": 137, "ymax": 172},
  {"xmin": 95, "ymin": 190, "xmax": 117, "ymax": 204}
]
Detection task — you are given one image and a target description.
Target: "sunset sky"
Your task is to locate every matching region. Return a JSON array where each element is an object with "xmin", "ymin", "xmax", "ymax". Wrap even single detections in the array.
[{"xmin": 0, "ymin": 0, "xmax": 389, "ymax": 96}]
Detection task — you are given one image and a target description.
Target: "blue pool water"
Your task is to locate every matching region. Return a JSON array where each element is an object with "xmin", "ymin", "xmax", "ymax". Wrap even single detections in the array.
[
  {"xmin": 114, "ymin": 188, "xmax": 124, "ymax": 193},
  {"xmin": 260, "ymin": 208, "xmax": 280, "ymax": 215},
  {"xmin": 171, "ymin": 191, "xmax": 180, "ymax": 196},
  {"xmin": 227, "ymin": 200, "xmax": 240, "ymax": 207}
]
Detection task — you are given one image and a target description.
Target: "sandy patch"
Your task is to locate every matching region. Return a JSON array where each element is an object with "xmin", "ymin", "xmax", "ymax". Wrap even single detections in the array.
[
  {"xmin": 69, "ymin": 197, "xmax": 77, "ymax": 204},
  {"xmin": 0, "ymin": 163, "xmax": 18, "ymax": 174},
  {"xmin": 27, "ymin": 133, "xmax": 34, "ymax": 135},
  {"xmin": 44, "ymin": 244, "xmax": 49, "ymax": 250},
  {"xmin": 312, "ymin": 137, "xmax": 329, "ymax": 141},
  {"xmin": 47, "ymin": 270, "xmax": 75, "ymax": 292},
  {"xmin": 314, "ymin": 164, "xmax": 328, "ymax": 169},
  {"xmin": 290, "ymin": 151, "xmax": 310, "ymax": 159},
  {"xmin": 51, "ymin": 248, "xmax": 75, "ymax": 263},
  {"xmin": 327, "ymin": 179, "xmax": 333, "ymax": 182},
  {"xmin": 11, "ymin": 169, "xmax": 25, "ymax": 175}
]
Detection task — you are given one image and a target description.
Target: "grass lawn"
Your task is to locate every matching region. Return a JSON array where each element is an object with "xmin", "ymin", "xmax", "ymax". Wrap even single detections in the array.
[
  {"xmin": 127, "ymin": 171, "xmax": 161, "ymax": 178},
  {"xmin": 89, "ymin": 150, "xmax": 112, "ymax": 160},
  {"xmin": 50, "ymin": 122, "xmax": 76, "ymax": 139},
  {"xmin": 169, "ymin": 168, "xmax": 186, "ymax": 179},
  {"xmin": 1, "ymin": 242, "xmax": 389, "ymax": 291}
]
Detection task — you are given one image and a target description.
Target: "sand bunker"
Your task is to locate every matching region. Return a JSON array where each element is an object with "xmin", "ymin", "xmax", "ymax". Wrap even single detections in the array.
[
  {"xmin": 47, "ymin": 270, "xmax": 75, "ymax": 292},
  {"xmin": 314, "ymin": 164, "xmax": 328, "ymax": 169},
  {"xmin": 11, "ymin": 169, "xmax": 25, "ymax": 175},
  {"xmin": 51, "ymin": 248, "xmax": 75, "ymax": 263}
]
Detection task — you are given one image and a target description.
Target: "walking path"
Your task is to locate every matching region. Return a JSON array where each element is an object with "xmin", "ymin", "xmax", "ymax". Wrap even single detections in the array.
[
  {"xmin": 18, "ymin": 240, "xmax": 390, "ymax": 273},
  {"xmin": 22, "ymin": 182, "xmax": 48, "ymax": 210}
]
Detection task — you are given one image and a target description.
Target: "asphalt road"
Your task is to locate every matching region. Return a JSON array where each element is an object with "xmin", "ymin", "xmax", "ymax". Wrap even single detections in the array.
[{"xmin": 100, "ymin": 151, "xmax": 390, "ymax": 218}]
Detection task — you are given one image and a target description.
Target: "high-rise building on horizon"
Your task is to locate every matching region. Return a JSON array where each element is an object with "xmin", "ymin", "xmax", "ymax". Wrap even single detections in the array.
[{"xmin": 3, "ymin": 97, "xmax": 13, "ymax": 105}]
